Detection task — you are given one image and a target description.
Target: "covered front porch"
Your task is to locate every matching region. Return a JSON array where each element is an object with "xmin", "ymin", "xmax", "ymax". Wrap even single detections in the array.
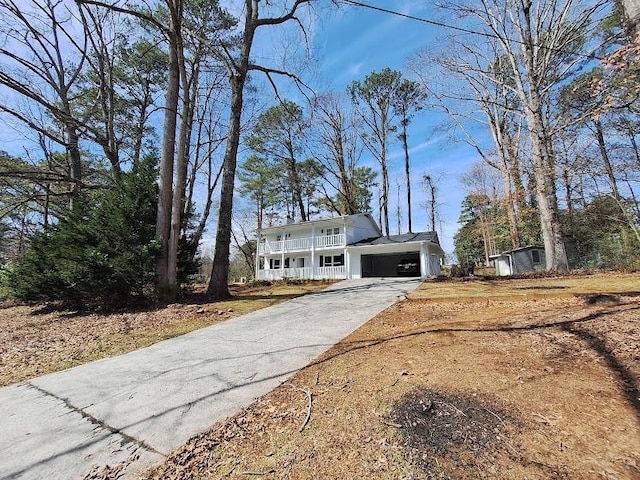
[
  {"xmin": 256, "ymin": 265, "xmax": 347, "ymax": 281},
  {"xmin": 256, "ymin": 248, "xmax": 348, "ymax": 281}
]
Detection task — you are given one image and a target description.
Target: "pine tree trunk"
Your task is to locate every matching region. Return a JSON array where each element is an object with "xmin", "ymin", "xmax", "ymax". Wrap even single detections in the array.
[
  {"xmin": 381, "ymin": 137, "xmax": 390, "ymax": 236},
  {"xmin": 287, "ymin": 155, "xmax": 307, "ymax": 222},
  {"xmin": 335, "ymin": 130, "xmax": 355, "ymax": 215},
  {"xmin": 167, "ymin": 54, "xmax": 195, "ymax": 291},
  {"xmin": 155, "ymin": 17, "xmax": 181, "ymax": 299},
  {"xmin": 503, "ymin": 133, "xmax": 522, "ymax": 248},
  {"xmin": 401, "ymin": 126, "xmax": 412, "ymax": 233}
]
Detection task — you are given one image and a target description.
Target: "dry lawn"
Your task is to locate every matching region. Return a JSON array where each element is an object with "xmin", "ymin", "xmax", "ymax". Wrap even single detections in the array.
[
  {"xmin": 140, "ymin": 273, "xmax": 640, "ymax": 480},
  {"xmin": 0, "ymin": 281, "xmax": 333, "ymax": 387},
  {"xmin": 2, "ymin": 274, "xmax": 639, "ymax": 479}
]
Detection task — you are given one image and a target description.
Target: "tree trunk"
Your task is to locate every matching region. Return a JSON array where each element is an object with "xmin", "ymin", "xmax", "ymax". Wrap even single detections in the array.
[
  {"xmin": 623, "ymin": 119, "xmax": 640, "ymax": 167},
  {"xmin": 207, "ymin": 73, "xmax": 245, "ymax": 300},
  {"xmin": 594, "ymin": 118, "xmax": 620, "ymax": 200},
  {"xmin": 517, "ymin": 4, "xmax": 568, "ymax": 272},
  {"xmin": 192, "ymin": 160, "xmax": 223, "ymax": 248},
  {"xmin": 67, "ymin": 126, "xmax": 83, "ymax": 208},
  {"xmin": 287, "ymin": 155, "xmax": 307, "ymax": 222},
  {"xmin": 401, "ymin": 126, "xmax": 412, "ymax": 233},
  {"xmin": 381, "ymin": 134, "xmax": 390, "ymax": 236},
  {"xmin": 207, "ymin": 0, "xmax": 311, "ymax": 299},
  {"xmin": 132, "ymin": 88, "xmax": 152, "ymax": 163},
  {"xmin": 562, "ymin": 166, "xmax": 573, "ymax": 217},
  {"xmin": 529, "ymin": 114, "xmax": 569, "ymax": 271},
  {"xmin": 155, "ymin": 11, "xmax": 181, "ymax": 299},
  {"xmin": 502, "ymin": 132, "xmax": 522, "ymax": 248},
  {"xmin": 167, "ymin": 49, "xmax": 195, "ymax": 292},
  {"xmin": 335, "ymin": 130, "xmax": 355, "ymax": 215}
]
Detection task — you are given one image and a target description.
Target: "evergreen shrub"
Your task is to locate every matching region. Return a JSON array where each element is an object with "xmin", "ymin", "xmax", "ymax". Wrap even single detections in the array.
[{"xmin": 7, "ymin": 156, "xmax": 160, "ymax": 308}]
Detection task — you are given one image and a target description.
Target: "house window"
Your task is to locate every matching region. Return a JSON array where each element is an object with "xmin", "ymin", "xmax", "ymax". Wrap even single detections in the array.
[
  {"xmin": 284, "ymin": 257, "xmax": 290, "ymax": 268},
  {"xmin": 276, "ymin": 235, "xmax": 281, "ymax": 242},
  {"xmin": 271, "ymin": 258, "xmax": 281, "ymax": 269},
  {"xmin": 326, "ymin": 227, "xmax": 340, "ymax": 236},
  {"xmin": 299, "ymin": 258, "xmax": 305, "ymax": 268},
  {"xmin": 531, "ymin": 250, "xmax": 541, "ymax": 264},
  {"xmin": 321, "ymin": 254, "xmax": 344, "ymax": 267}
]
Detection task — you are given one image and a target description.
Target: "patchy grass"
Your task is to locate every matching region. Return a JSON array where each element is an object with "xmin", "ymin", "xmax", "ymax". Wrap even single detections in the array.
[
  {"xmin": 141, "ymin": 273, "xmax": 640, "ymax": 480},
  {"xmin": 0, "ymin": 280, "xmax": 334, "ymax": 387},
  {"xmin": 412, "ymin": 272, "xmax": 640, "ymax": 301}
]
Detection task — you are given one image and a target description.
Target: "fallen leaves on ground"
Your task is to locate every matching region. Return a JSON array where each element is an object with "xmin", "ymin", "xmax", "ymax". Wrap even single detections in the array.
[
  {"xmin": 141, "ymin": 274, "xmax": 640, "ymax": 480},
  {"xmin": 0, "ymin": 281, "xmax": 333, "ymax": 387}
]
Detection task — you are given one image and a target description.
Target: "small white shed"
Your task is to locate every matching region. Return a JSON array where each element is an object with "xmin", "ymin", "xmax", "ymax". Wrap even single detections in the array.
[{"xmin": 489, "ymin": 245, "xmax": 546, "ymax": 276}]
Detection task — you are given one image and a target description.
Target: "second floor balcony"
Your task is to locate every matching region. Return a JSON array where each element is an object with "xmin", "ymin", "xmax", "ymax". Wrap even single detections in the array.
[{"xmin": 258, "ymin": 233, "xmax": 345, "ymax": 255}]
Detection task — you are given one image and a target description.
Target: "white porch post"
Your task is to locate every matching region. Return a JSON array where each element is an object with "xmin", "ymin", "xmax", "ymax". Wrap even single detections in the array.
[
  {"xmin": 420, "ymin": 242, "xmax": 429, "ymax": 277},
  {"xmin": 255, "ymin": 231, "xmax": 261, "ymax": 280},
  {"xmin": 345, "ymin": 247, "xmax": 350, "ymax": 278},
  {"xmin": 343, "ymin": 217, "xmax": 348, "ymax": 279},
  {"xmin": 343, "ymin": 216, "xmax": 347, "ymax": 243},
  {"xmin": 311, "ymin": 225, "xmax": 316, "ymax": 280},
  {"xmin": 281, "ymin": 227, "xmax": 286, "ymax": 276}
]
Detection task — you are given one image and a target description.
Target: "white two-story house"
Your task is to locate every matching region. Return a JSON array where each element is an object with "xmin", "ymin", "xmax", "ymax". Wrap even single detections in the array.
[{"xmin": 256, "ymin": 213, "xmax": 444, "ymax": 280}]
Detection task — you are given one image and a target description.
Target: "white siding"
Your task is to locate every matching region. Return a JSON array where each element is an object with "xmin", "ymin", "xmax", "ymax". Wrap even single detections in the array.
[
  {"xmin": 349, "ymin": 214, "xmax": 381, "ymax": 243},
  {"xmin": 256, "ymin": 214, "xmax": 443, "ymax": 280},
  {"xmin": 348, "ymin": 251, "xmax": 362, "ymax": 279}
]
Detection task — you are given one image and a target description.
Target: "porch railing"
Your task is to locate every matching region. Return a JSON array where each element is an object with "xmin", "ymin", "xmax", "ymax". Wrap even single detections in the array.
[
  {"xmin": 256, "ymin": 266, "xmax": 346, "ymax": 281},
  {"xmin": 315, "ymin": 234, "xmax": 345, "ymax": 248},
  {"xmin": 258, "ymin": 233, "xmax": 345, "ymax": 255}
]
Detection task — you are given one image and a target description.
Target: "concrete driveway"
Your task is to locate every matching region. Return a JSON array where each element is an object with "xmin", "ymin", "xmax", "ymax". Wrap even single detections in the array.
[{"xmin": 0, "ymin": 277, "xmax": 421, "ymax": 480}]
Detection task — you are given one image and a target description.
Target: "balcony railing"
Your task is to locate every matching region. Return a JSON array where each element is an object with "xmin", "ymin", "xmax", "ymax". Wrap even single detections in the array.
[
  {"xmin": 257, "ymin": 266, "xmax": 346, "ymax": 281},
  {"xmin": 315, "ymin": 234, "xmax": 344, "ymax": 248},
  {"xmin": 258, "ymin": 233, "xmax": 345, "ymax": 255}
]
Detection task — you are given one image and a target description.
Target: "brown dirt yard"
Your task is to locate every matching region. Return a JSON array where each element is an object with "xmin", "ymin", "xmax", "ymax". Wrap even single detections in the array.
[
  {"xmin": 0, "ymin": 281, "xmax": 334, "ymax": 387},
  {"xmin": 141, "ymin": 273, "xmax": 640, "ymax": 480},
  {"xmin": 2, "ymin": 274, "xmax": 640, "ymax": 479}
]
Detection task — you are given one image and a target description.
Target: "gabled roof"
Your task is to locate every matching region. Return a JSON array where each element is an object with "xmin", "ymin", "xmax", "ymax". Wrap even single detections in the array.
[
  {"xmin": 489, "ymin": 245, "xmax": 544, "ymax": 259},
  {"xmin": 349, "ymin": 231, "xmax": 440, "ymax": 246},
  {"xmin": 257, "ymin": 212, "xmax": 381, "ymax": 234}
]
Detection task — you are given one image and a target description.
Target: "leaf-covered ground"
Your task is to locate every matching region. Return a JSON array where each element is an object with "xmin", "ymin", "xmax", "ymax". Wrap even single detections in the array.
[
  {"xmin": 139, "ymin": 273, "xmax": 640, "ymax": 479},
  {"xmin": 2, "ymin": 274, "xmax": 639, "ymax": 479},
  {"xmin": 0, "ymin": 281, "xmax": 333, "ymax": 387}
]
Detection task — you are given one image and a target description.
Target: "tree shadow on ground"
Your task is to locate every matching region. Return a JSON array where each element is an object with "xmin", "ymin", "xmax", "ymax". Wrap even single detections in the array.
[
  {"xmin": 561, "ymin": 323, "xmax": 640, "ymax": 418},
  {"xmin": 312, "ymin": 299, "xmax": 640, "ymax": 426}
]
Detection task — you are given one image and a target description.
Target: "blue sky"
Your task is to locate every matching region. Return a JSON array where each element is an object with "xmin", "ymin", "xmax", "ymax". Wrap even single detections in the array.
[
  {"xmin": 0, "ymin": 1, "xmax": 482, "ymax": 259},
  {"xmin": 305, "ymin": 1, "xmax": 482, "ymax": 257}
]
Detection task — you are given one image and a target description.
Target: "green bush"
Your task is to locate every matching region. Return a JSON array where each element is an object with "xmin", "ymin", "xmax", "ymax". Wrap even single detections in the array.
[{"xmin": 8, "ymin": 156, "xmax": 160, "ymax": 308}]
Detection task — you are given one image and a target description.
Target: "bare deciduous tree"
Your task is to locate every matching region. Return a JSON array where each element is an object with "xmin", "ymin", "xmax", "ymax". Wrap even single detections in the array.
[
  {"xmin": 206, "ymin": 0, "xmax": 318, "ymax": 300},
  {"xmin": 430, "ymin": 0, "xmax": 610, "ymax": 270}
]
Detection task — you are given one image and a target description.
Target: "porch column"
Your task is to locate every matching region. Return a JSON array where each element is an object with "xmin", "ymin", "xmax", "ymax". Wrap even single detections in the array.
[
  {"xmin": 311, "ymin": 225, "xmax": 316, "ymax": 280},
  {"xmin": 343, "ymin": 216, "xmax": 347, "ymax": 243},
  {"xmin": 255, "ymin": 231, "xmax": 261, "ymax": 280},
  {"xmin": 281, "ymin": 227, "xmax": 286, "ymax": 276},
  {"xmin": 420, "ymin": 242, "xmax": 429, "ymax": 277},
  {"xmin": 345, "ymin": 247, "xmax": 350, "ymax": 278}
]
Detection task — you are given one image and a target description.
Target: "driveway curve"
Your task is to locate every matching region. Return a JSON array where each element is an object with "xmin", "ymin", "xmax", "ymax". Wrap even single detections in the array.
[{"xmin": 0, "ymin": 277, "xmax": 420, "ymax": 479}]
